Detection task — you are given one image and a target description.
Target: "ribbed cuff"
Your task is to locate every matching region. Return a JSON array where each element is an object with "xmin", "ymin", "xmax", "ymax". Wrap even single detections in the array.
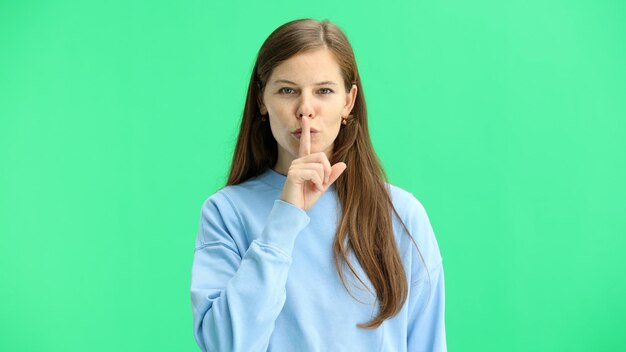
[{"xmin": 257, "ymin": 200, "xmax": 310, "ymax": 256}]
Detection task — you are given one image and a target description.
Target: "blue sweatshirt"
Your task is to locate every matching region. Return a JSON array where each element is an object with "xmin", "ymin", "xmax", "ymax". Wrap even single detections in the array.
[{"xmin": 190, "ymin": 168, "xmax": 446, "ymax": 351}]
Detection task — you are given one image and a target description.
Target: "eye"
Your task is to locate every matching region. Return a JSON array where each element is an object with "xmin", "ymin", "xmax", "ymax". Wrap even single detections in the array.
[
  {"xmin": 318, "ymin": 88, "xmax": 334, "ymax": 95},
  {"xmin": 279, "ymin": 87, "xmax": 296, "ymax": 94}
]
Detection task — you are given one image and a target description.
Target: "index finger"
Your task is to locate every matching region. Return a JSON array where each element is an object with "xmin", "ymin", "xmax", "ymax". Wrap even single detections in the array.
[{"xmin": 298, "ymin": 116, "xmax": 311, "ymax": 157}]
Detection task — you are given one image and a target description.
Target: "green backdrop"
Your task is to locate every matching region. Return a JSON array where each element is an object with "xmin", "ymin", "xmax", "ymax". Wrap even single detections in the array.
[{"xmin": 1, "ymin": 0, "xmax": 624, "ymax": 351}]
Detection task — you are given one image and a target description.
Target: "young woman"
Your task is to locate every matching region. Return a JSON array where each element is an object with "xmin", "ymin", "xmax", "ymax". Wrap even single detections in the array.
[{"xmin": 190, "ymin": 19, "xmax": 446, "ymax": 352}]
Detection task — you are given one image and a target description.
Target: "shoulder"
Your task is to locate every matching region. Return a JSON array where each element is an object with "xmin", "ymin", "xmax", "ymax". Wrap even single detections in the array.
[
  {"xmin": 201, "ymin": 174, "xmax": 276, "ymax": 215},
  {"xmin": 197, "ymin": 178, "xmax": 260, "ymax": 237},
  {"xmin": 386, "ymin": 183, "xmax": 428, "ymax": 224},
  {"xmin": 386, "ymin": 183, "xmax": 443, "ymax": 278},
  {"xmin": 197, "ymin": 175, "xmax": 279, "ymax": 242},
  {"xmin": 196, "ymin": 188, "xmax": 242, "ymax": 246}
]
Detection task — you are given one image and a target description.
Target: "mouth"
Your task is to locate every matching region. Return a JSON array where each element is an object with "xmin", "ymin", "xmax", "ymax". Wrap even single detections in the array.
[
  {"xmin": 292, "ymin": 130, "xmax": 318, "ymax": 139},
  {"xmin": 293, "ymin": 128, "xmax": 319, "ymax": 133}
]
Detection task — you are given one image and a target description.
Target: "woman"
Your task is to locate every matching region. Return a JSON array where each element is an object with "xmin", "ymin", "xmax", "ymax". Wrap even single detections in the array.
[{"xmin": 190, "ymin": 19, "xmax": 446, "ymax": 351}]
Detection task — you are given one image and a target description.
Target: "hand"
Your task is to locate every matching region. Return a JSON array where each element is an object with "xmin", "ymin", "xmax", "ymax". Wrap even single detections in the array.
[{"xmin": 279, "ymin": 116, "xmax": 346, "ymax": 211}]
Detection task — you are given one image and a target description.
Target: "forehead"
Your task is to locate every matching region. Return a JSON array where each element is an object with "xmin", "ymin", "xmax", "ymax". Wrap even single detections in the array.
[{"xmin": 268, "ymin": 48, "xmax": 343, "ymax": 84}]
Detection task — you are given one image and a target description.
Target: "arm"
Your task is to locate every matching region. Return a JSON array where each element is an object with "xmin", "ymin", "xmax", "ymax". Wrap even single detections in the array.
[
  {"xmin": 405, "ymin": 195, "xmax": 447, "ymax": 352},
  {"xmin": 190, "ymin": 193, "xmax": 310, "ymax": 352},
  {"xmin": 407, "ymin": 262, "xmax": 447, "ymax": 352}
]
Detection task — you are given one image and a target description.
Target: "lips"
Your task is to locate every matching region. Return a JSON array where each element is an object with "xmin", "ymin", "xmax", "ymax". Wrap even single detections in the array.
[
  {"xmin": 293, "ymin": 128, "xmax": 319, "ymax": 133},
  {"xmin": 292, "ymin": 128, "xmax": 318, "ymax": 140}
]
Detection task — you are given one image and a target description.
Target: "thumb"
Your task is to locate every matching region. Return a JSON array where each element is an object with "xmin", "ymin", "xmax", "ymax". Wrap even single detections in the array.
[{"xmin": 326, "ymin": 162, "xmax": 347, "ymax": 186}]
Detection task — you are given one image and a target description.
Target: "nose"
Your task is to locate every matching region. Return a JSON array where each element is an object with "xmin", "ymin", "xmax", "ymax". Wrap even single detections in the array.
[{"xmin": 296, "ymin": 94, "xmax": 315, "ymax": 119}]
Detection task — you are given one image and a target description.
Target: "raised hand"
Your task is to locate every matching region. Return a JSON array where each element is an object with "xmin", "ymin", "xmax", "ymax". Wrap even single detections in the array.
[{"xmin": 279, "ymin": 116, "xmax": 347, "ymax": 211}]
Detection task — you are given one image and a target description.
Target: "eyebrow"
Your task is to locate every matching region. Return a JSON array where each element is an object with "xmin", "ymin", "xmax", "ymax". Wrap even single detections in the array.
[{"xmin": 273, "ymin": 79, "xmax": 337, "ymax": 86}]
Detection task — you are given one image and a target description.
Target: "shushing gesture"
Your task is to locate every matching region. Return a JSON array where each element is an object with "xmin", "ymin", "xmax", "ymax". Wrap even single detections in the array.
[{"xmin": 279, "ymin": 116, "xmax": 347, "ymax": 211}]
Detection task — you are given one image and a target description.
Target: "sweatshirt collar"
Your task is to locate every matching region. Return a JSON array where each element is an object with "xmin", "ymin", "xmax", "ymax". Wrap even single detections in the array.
[{"xmin": 257, "ymin": 167, "xmax": 287, "ymax": 190}]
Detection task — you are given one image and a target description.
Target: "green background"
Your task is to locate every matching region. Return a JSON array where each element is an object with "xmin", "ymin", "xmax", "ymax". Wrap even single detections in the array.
[{"xmin": 1, "ymin": 0, "xmax": 624, "ymax": 350}]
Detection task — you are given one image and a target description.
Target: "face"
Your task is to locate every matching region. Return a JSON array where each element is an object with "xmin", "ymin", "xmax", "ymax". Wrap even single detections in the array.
[{"xmin": 260, "ymin": 48, "xmax": 357, "ymax": 173}]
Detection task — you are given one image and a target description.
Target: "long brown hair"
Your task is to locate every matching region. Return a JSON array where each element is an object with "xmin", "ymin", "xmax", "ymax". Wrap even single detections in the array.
[{"xmin": 227, "ymin": 18, "xmax": 416, "ymax": 328}]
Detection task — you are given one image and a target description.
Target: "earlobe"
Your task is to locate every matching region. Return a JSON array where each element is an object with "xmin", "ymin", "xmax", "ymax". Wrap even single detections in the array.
[{"xmin": 344, "ymin": 84, "xmax": 358, "ymax": 115}]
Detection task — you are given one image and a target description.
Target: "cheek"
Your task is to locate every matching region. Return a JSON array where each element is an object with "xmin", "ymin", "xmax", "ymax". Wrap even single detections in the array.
[
  {"xmin": 265, "ymin": 95, "xmax": 292, "ymax": 112},
  {"xmin": 327, "ymin": 111, "xmax": 344, "ymax": 128},
  {"xmin": 268, "ymin": 119, "xmax": 282, "ymax": 138},
  {"xmin": 268, "ymin": 117, "xmax": 291, "ymax": 144},
  {"xmin": 330, "ymin": 120, "xmax": 342, "ymax": 136},
  {"xmin": 325, "ymin": 98, "xmax": 347, "ymax": 117}
]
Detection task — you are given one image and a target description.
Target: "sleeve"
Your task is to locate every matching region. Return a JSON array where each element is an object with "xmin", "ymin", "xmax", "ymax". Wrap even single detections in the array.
[
  {"xmin": 405, "ymin": 195, "xmax": 447, "ymax": 352},
  {"xmin": 407, "ymin": 262, "xmax": 447, "ymax": 351},
  {"xmin": 190, "ymin": 193, "xmax": 310, "ymax": 352}
]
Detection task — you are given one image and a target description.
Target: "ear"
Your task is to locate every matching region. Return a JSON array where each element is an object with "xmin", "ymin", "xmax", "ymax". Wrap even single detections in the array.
[
  {"xmin": 343, "ymin": 84, "xmax": 358, "ymax": 117},
  {"xmin": 257, "ymin": 89, "xmax": 267, "ymax": 115}
]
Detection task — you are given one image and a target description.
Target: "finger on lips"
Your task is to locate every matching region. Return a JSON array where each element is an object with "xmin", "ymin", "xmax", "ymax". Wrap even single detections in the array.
[
  {"xmin": 297, "ymin": 117, "xmax": 332, "ymax": 188},
  {"xmin": 299, "ymin": 116, "xmax": 311, "ymax": 157}
]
